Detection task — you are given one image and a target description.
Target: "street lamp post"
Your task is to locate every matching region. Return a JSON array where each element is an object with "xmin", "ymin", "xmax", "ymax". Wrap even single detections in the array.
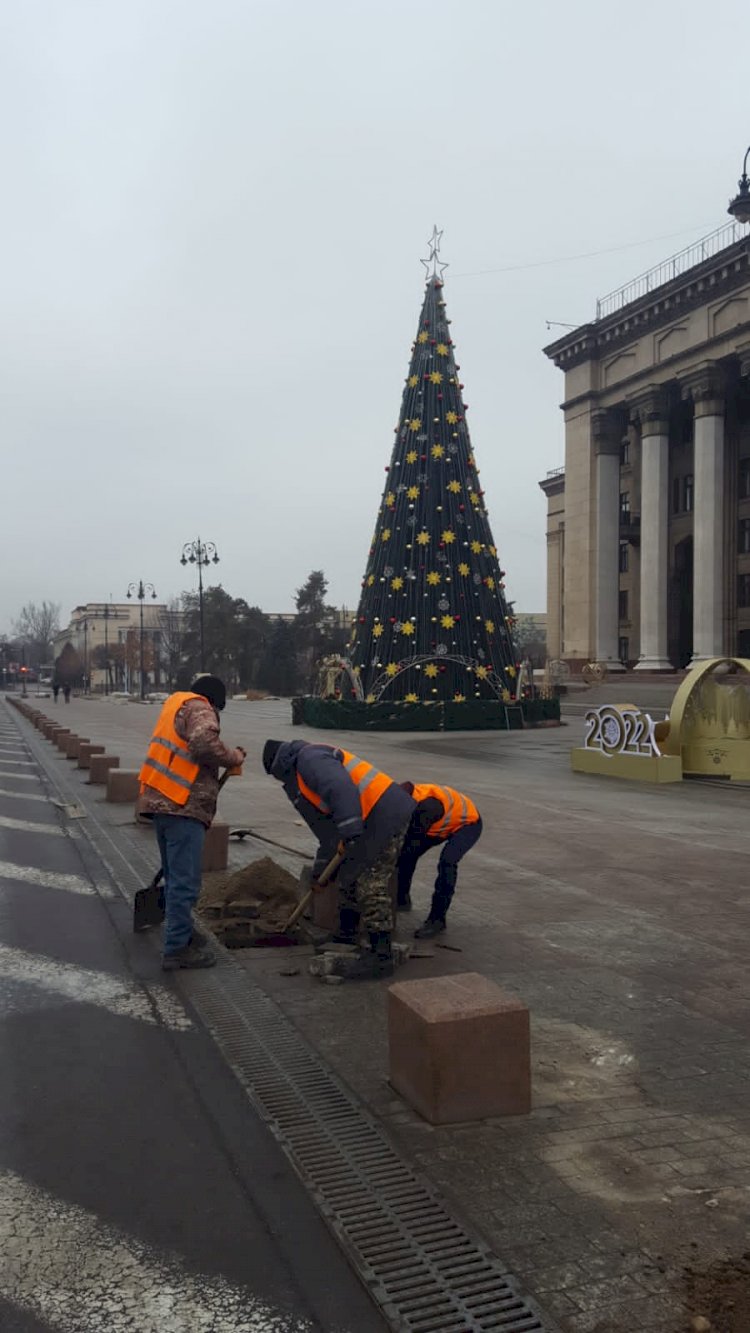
[
  {"xmin": 180, "ymin": 538, "xmax": 219, "ymax": 672},
  {"xmin": 728, "ymin": 146, "xmax": 750, "ymax": 225},
  {"xmin": 126, "ymin": 581, "xmax": 157, "ymax": 701},
  {"xmin": 82, "ymin": 619, "xmax": 88, "ymax": 694}
]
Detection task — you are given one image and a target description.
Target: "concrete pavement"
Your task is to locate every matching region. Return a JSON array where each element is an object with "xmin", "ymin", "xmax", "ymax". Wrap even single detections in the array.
[
  {"xmin": 15, "ymin": 690, "xmax": 750, "ymax": 1331},
  {"xmin": 0, "ymin": 702, "xmax": 386, "ymax": 1333}
]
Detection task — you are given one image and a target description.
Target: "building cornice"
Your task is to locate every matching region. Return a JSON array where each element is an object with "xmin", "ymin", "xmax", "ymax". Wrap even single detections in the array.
[{"xmin": 544, "ymin": 235, "xmax": 750, "ymax": 371}]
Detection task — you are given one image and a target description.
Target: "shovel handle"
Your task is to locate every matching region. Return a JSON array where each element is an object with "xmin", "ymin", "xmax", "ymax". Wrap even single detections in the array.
[{"xmin": 280, "ymin": 847, "xmax": 346, "ymax": 934}]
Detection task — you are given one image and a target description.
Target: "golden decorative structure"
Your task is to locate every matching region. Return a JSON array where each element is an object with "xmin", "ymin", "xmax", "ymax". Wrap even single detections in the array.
[{"xmin": 663, "ymin": 658, "xmax": 750, "ymax": 780}]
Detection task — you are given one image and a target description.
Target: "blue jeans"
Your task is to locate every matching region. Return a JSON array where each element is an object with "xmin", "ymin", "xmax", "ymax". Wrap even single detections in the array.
[{"xmin": 153, "ymin": 815, "xmax": 206, "ymax": 955}]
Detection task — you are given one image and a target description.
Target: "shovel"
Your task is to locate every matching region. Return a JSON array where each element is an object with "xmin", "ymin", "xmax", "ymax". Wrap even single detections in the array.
[
  {"xmin": 249, "ymin": 846, "xmax": 345, "ymax": 948},
  {"xmin": 132, "ymin": 766, "xmax": 238, "ymax": 933}
]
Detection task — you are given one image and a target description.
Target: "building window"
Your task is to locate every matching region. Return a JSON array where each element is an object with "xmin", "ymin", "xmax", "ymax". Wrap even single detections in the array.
[
  {"xmin": 740, "ymin": 519, "xmax": 750, "ymax": 555},
  {"xmin": 618, "ymin": 590, "xmax": 629, "ymax": 621},
  {"xmin": 619, "ymin": 636, "xmax": 629, "ymax": 664},
  {"xmin": 684, "ymin": 474, "xmax": 693, "ymax": 513},
  {"xmin": 739, "ymin": 574, "xmax": 750, "ymax": 608},
  {"xmin": 740, "ymin": 458, "xmax": 750, "ymax": 499},
  {"xmin": 619, "ymin": 492, "xmax": 630, "ymax": 521},
  {"xmin": 672, "ymin": 477, "xmax": 681, "ymax": 513},
  {"xmin": 619, "ymin": 541, "xmax": 629, "ymax": 573},
  {"xmin": 620, "ymin": 440, "xmax": 630, "ymax": 465}
]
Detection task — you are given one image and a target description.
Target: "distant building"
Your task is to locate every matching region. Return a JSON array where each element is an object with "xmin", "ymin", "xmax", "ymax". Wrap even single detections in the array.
[
  {"xmin": 53, "ymin": 602, "xmax": 166, "ymax": 693},
  {"xmin": 541, "ymin": 221, "xmax": 750, "ymax": 670}
]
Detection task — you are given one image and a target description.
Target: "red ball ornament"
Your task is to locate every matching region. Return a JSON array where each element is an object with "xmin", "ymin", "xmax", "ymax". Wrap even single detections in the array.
[
  {"xmin": 390, "ymin": 617, "xmax": 396, "ymax": 624},
  {"xmin": 359, "ymin": 617, "xmax": 366, "ymax": 623},
  {"xmin": 439, "ymin": 542, "xmax": 445, "ymax": 549},
  {"xmin": 420, "ymin": 454, "xmax": 426, "ymax": 461},
  {"xmin": 459, "ymin": 504, "xmax": 465, "ymax": 512},
  {"xmin": 430, "ymin": 339, "xmax": 436, "ymax": 346},
  {"xmin": 437, "ymin": 393, "xmax": 443, "ymax": 400},
  {"xmin": 454, "ymin": 615, "xmax": 460, "ymax": 621}
]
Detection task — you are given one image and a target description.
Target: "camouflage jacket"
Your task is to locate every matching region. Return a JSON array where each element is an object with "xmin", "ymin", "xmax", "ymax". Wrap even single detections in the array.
[{"xmin": 139, "ymin": 696, "xmax": 244, "ymax": 827}]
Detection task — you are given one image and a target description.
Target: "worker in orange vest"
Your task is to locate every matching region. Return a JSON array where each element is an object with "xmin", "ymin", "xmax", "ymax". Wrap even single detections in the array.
[
  {"xmin": 396, "ymin": 782, "xmax": 483, "ymax": 938},
  {"xmin": 263, "ymin": 739, "xmax": 415, "ymax": 978},
  {"xmin": 139, "ymin": 675, "xmax": 245, "ymax": 970}
]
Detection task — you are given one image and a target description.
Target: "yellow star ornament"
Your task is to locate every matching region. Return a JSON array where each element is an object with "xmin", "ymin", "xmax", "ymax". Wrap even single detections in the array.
[
  {"xmin": 470, "ymin": 540, "xmax": 482, "ymax": 554},
  {"xmin": 458, "ymin": 562, "xmax": 470, "ymax": 576},
  {"xmin": 470, "ymin": 492, "xmax": 481, "ymax": 507},
  {"xmin": 385, "ymin": 663, "xmax": 399, "ymax": 677},
  {"xmin": 408, "ymin": 374, "xmax": 419, "ymax": 387},
  {"xmin": 431, "ymin": 444, "xmax": 444, "ymax": 459},
  {"xmin": 407, "ymin": 485, "xmax": 419, "ymax": 500},
  {"xmin": 391, "ymin": 576, "xmax": 404, "ymax": 590},
  {"xmin": 436, "ymin": 342, "xmax": 449, "ymax": 356},
  {"xmin": 385, "ymin": 491, "xmax": 395, "ymax": 508},
  {"xmin": 440, "ymin": 614, "xmax": 453, "ymax": 629},
  {"xmin": 485, "ymin": 576, "xmax": 495, "ymax": 591},
  {"xmin": 408, "ymin": 418, "xmax": 422, "ymax": 431},
  {"xmin": 366, "ymin": 694, "xmax": 376, "ymax": 704},
  {"xmin": 446, "ymin": 410, "xmax": 458, "ymax": 425},
  {"xmin": 453, "ymin": 693, "xmax": 466, "ymax": 703},
  {"xmin": 429, "ymin": 371, "xmax": 442, "ymax": 385},
  {"xmin": 401, "ymin": 622, "xmax": 415, "ymax": 637},
  {"xmin": 441, "ymin": 529, "xmax": 456, "ymax": 544},
  {"xmin": 447, "ymin": 480, "xmax": 461, "ymax": 494},
  {"xmin": 405, "ymin": 449, "xmax": 418, "ymax": 464},
  {"xmin": 381, "ymin": 529, "xmax": 391, "ymax": 542},
  {"xmin": 372, "ymin": 623, "xmax": 384, "ymax": 638},
  {"xmin": 416, "ymin": 531, "xmax": 430, "ymax": 546},
  {"xmin": 475, "ymin": 665, "xmax": 489, "ymax": 680},
  {"xmin": 426, "ymin": 571, "xmax": 441, "ymax": 586},
  {"xmin": 404, "ymin": 692, "xmax": 419, "ymax": 704},
  {"xmin": 417, "ymin": 331, "xmax": 429, "ymax": 344},
  {"xmin": 485, "ymin": 620, "xmax": 495, "ymax": 633},
  {"xmin": 366, "ymin": 574, "xmax": 375, "ymax": 586},
  {"xmin": 424, "ymin": 664, "xmax": 438, "ymax": 678}
]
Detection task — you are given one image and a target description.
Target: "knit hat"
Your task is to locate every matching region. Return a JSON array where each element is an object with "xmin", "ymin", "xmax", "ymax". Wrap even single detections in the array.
[
  {"xmin": 189, "ymin": 674, "xmax": 227, "ymax": 712},
  {"xmin": 263, "ymin": 740, "xmax": 283, "ymax": 775}
]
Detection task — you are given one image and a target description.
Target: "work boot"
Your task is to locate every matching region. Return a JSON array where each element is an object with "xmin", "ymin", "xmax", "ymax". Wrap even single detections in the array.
[
  {"xmin": 162, "ymin": 941, "xmax": 217, "ymax": 971},
  {"xmin": 333, "ymin": 906, "xmax": 361, "ymax": 945},
  {"xmin": 190, "ymin": 924, "xmax": 210, "ymax": 948},
  {"xmin": 414, "ymin": 916, "xmax": 446, "ymax": 940},
  {"xmin": 332, "ymin": 931, "xmax": 395, "ymax": 980},
  {"xmin": 397, "ymin": 894, "xmax": 413, "ymax": 912}
]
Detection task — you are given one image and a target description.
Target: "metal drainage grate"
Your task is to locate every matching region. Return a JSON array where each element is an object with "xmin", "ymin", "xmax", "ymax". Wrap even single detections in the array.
[{"xmin": 184, "ymin": 969, "xmax": 560, "ymax": 1333}]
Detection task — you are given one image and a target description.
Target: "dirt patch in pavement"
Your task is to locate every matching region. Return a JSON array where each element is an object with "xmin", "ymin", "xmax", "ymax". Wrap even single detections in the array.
[
  {"xmin": 198, "ymin": 857, "xmax": 302, "ymax": 946},
  {"xmin": 683, "ymin": 1252, "xmax": 750, "ymax": 1331}
]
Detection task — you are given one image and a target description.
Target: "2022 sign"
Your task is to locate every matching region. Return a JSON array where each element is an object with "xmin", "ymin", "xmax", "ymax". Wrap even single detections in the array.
[{"xmin": 583, "ymin": 705, "xmax": 661, "ymax": 758}]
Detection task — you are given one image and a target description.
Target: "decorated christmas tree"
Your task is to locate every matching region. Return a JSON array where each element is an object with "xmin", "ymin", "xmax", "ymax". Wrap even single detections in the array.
[{"xmin": 347, "ymin": 230, "xmax": 519, "ymax": 705}]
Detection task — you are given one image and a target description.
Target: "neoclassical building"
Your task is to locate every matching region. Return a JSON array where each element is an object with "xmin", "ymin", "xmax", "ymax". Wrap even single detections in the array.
[{"xmin": 541, "ymin": 221, "xmax": 750, "ymax": 671}]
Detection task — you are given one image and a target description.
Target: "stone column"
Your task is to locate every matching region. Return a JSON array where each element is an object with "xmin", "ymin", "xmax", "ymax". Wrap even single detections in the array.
[
  {"xmin": 630, "ymin": 388, "xmax": 672, "ymax": 671},
  {"xmin": 681, "ymin": 366, "xmax": 726, "ymax": 663},
  {"xmin": 593, "ymin": 411, "xmax": 625, "ymax": 670}
]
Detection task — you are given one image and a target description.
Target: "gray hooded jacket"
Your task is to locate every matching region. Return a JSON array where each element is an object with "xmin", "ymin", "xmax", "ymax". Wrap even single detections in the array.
[{"xmin": 269, "ymin": 740, "xmax": 415, "ymax": 881}]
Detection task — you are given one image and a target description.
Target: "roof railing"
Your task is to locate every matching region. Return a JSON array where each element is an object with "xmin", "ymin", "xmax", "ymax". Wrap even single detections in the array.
[{"xmin": 596, "ymin": 220, "xmax": 745, "ymax": 321}]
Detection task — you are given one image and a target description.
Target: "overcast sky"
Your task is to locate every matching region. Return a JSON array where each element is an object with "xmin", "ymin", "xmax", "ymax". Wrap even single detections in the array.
[{"xmin": 1, "ymin": 0, "xmax": 747, "ymax": 633}]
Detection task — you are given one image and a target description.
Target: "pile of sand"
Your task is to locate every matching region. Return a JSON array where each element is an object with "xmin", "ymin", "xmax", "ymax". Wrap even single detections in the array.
[{"xmin": 198, "ymin": 856, "xmax": 302, "ymax": 947}]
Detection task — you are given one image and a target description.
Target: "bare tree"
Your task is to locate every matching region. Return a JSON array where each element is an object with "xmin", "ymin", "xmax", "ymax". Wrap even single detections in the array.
[
  {"xmin": 13, "ymin": 601, "xmax": 61, "ymax": 668},
  {"xmin": 158, "ymin": 596, "xmax": 186, "ymax": 689}
]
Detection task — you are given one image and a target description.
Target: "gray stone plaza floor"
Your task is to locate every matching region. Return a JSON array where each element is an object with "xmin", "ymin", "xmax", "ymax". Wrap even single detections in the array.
[{"xmin": 27, "ymin": 691, "xmax": 750, "ymax": 1332}]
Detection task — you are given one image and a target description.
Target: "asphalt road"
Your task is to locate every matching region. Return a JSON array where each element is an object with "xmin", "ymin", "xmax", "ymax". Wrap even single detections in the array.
[{"xmin": 0, "ymin": 704, "xmax": 385, "ymax": 1333}]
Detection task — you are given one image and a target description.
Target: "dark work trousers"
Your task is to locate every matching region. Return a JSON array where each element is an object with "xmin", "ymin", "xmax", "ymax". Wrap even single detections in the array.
[{"xmin": 396, "ymin": 818, "xmax": 483, "ymax": 920}]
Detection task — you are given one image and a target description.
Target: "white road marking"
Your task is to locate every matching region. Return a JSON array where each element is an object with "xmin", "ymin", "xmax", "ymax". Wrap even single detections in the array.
[
  {"xmin": 0, "ymin": 758, "xmax": 37, "ymax": 768},
  {"xmin": 0, "ymin": 813, "xmax": 68, "ymax": 838},
  {"xmin": 0, "ymin": 1169, "xmax": 311, "ymax": 1332},
  {"xmin": 0, "ymin": 786, "xmax": 48, "ymax": 803},
  {"xmin": 0, "ymin": 944, "xmax": 192, "ymax": 1031},
  {"xmin": 0, "ymin": 859, "xmax": 94, "ymax": 895},
  {"xmin": 0, "ymin": 770, "xmax": 40, "ymax": 782}
]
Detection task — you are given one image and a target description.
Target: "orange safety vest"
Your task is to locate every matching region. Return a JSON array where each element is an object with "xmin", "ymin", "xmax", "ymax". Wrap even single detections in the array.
[
  {"xmin": 139, "ymin": 692, "xmax": 203, "ymax": 807},
  {"xmin": 297, "ymin": 747, "xmax": 393, "ymax": 821},
  {"xmin": 410, "ymin": 783, "xmax": 480, "ymax": 839}
]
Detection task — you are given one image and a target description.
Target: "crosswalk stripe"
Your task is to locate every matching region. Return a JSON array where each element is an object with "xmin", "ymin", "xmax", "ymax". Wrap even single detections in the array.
[
  {"xmin": 0, "ymin": 771, "xmax": 41, "ymax": 782},
  {"xmin": 0, "ymin": 813, "xmax": 67, "ymax": 837},
  {"xmin": 0, "ymin": 944, "xmax": 192, "ymax": 1031},
  {"xmin": 0, "ymin": 1169, "xmax": 310, "ymax": 1333},
  {"xmin": 0, "ymin": 859, "xmax": 94, "ymax": 895},
  {"xmin": 0, "ymin": 787, "xmax": 48, "ymax": 803},
  {"xmin": 0, "ymin": 758, "xmax": 37, "ymax": 768}
]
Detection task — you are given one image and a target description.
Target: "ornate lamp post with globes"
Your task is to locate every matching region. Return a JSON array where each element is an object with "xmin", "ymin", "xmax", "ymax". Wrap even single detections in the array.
[
  {"xmin": 728, "ymin": 145, "xmax": 750, "ymax": 225},
  {"xmin": 180, "ymin": 538, "xmax": 219, "ymax": 672},
  {"xmin": 126, "ymin": 581, "xmax": 157, "ymax": 701}
]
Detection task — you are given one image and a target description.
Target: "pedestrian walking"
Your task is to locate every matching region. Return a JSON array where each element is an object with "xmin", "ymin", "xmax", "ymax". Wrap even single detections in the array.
[
  {"xmin": 63, "ymin": 683, "xmax": 71, "ymax": 703},
  {"xmin": 263, "ymin": 740, "xmax": 415, "ymax": 979},
  {"xmin": 396, "ymin": 782, "xmax": 483, "ymax": 938},
  {"xmin": 138, "ymin": 675, "xmax": 245, "ymax": 970},
  {"xmin": 52, "ymin": 680, "xmax": 60, "ymax": 703}
]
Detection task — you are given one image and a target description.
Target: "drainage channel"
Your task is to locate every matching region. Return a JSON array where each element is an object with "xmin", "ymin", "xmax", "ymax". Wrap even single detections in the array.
[{"xmin": 16, "ymin": 706, "xmax": 562, "ymax": 1333}]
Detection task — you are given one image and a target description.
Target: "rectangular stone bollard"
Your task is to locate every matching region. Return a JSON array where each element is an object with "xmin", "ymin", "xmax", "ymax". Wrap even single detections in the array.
[
  {"xmin": 64, "ymin": 735, "xmax": 88, "ymax": 760},
  {"xmin": 106, "ymin": 769, "xmax": 141, "ymax": 803},
  {"xmin": 388, "ymin": 972, "xmax": 531, "ymax": 1125},
  {"xmin": 202, "ymin": 821, "xmax": 229, "ymax": 872},
  {"xmin": 78, "ymin": 744, "xmax": 105, "ymax": 769},
  {"xmin": 89, "ymin": 754, "xmax": 119, "ymax": 785},
  {"xmin": 54, "ymin": 730, "xmax": 72, "ymax": 749}
]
